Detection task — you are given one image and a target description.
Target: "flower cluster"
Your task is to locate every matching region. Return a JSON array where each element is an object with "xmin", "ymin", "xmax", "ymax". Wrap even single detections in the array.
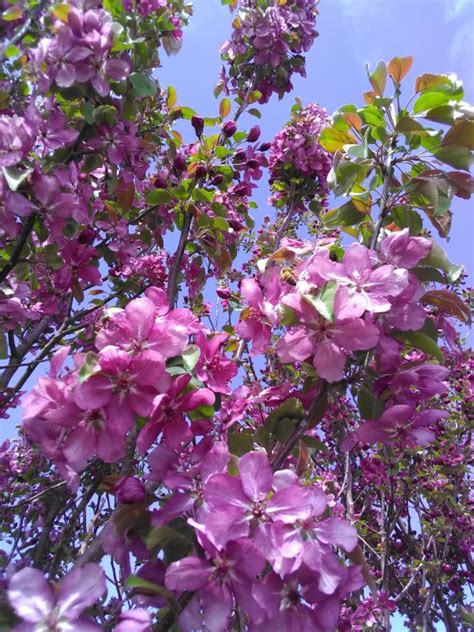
[
  {"xmin": 219, "ymin": 0, "xmax": 320, "ymax": 103},
  {"xmin": 156, "ymin": 448, "xmax": 362, "ymax": 631},
  {"xmin": 268, "ymin": 102, "xmax": 332, "ymax": 209},
  {"xmin": 30, "ymin": 5, "xmax": 131, "ymax": 97},
  {"xmin": 22, "ymin": 288, "xmax": 237, "ymax": 488}
]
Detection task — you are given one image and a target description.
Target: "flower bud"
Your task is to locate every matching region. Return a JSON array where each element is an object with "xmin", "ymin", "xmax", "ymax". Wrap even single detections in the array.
[
  {"xmin": 173, "ymin": 154, "xmax": 187, "ymax": 172},
  {"xmin": 247, "ymin": 125, "xmax": 261, "ymax": 142},
  {"xmin": 258, "ymin": 142, "xmax": 271, "ymax": 152},
  {"xmin": 194, "ymin": 163, "xmax": 207, "ymax": 179},
  {"xmin": 78, "ymin": 229, "xmax": 97, "ymax": 245},
  {"xmin": 191, "ymin": 115, "xmax": 204, "ymax": 137},
  {"xmin": 221, "ymin": 120, "xmax": 237, "ymax": 138},
  {"xmin": 212, "ymin": 174, "xmax": 225, "ymax": 186},
  {"xmin": 216, "ymin": 286, "xmax": 231, "ymax": 299},
  {"xmin": 114, "ymin": 476, "xmax": 146, "ymax": 504}
]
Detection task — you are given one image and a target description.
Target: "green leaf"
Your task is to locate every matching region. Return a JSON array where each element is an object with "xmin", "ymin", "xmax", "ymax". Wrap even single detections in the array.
[
  {"xmin": 367, "ymin": 61, "xmax": 387, "ymax": 96},
  {"xmin": 182, "ymin": 344, "xmax": 200, "ymax": 372},
  {"xmin": 126, "ymin": 574, "xmax": 176, "ymax": 602},
  {"xmin": 4, "ymin": 43, "xmax": 20, "ymax": 58},
  {"xmin": 358, "ymin": 387, "xmax": 384, "ymax": 420},
  {"xmin": 323, "ymin": 201, "xmax": 368, "ymax": 228},
  {"xmin": 145, "ymin": 189, "xmax": 171, "ymax": 205},
  {"xmin": 395, "ymin": 116, "xmax": 426, "ymax": 134},
  {"xmin": 248, "ymin": 108, "xmax": 261, "ymax": 118},
  {"xmin": 413, "ymin": 92, "xmax": 449, "ymax": 114},
  {"xmin": 219, "ymin": 97, "xmax": 231, "ymax": 118},
  {"xmin": 129, "ymin": 72, "xmax": 157, "ymax": 97},
  {"xmin": 420, "ymin": 241, "xmax": 463, "ymax": 283},
  {"xmin": 78, "ymin": 352, "xmax": 99, "ymax": 382},
  {"xmin": 264, "ymin": 398, "xmax": 304, "ymax": 434},
  {"xmin": 328, "ymin": 161, "xmax": 363, "ymax": 196},
  {"xmin": 1, "ymin": 6, "xmax": 23, "ymax": 20},
  {"xmin": 192, "ymin": 188, "xmax": 214, "ymax": 203},
  {"xmin": 2, "ymin": 166, "xmax": 33, "ymax": 192},
  {"xmin": 228, "ymin": 431, "xmax": 254, "ymax": 456},
  {"xmin": 319, "ymin": 127, "xmax": 356, "ymax": 153},
  {"xmin": 392, "ymin": 330, "xmax": 444, "ymax": 363},
  {"xmin": 432, "ymin": 144, "xmax": 473, "ymax": 171},
  {"xmin": 167, "ymin": 85, "xmax": 177, "ymax": 108},
  {"xmin": 442, "ymin": 120, "xmax": 474, "ymax": 150},
  {"xmin": 412, "ymin": 266, "xmax": 448, "ymax": 284},
  {"xmin": 304, "ymin": 281, "xmax": 337, "ymax": 322},
  {"xmin": 213, "ymin": 217, "xmax": 229, "ymax": 232}
]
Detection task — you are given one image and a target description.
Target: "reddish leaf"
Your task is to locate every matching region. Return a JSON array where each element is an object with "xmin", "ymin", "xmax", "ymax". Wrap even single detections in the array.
[
  {"xmin": 387, "ymin": 56, "xmax": 413, "ymax": 84},
  {"xmin": 421, "ymin": 290, "xmax": 470, "ymax": 323}
]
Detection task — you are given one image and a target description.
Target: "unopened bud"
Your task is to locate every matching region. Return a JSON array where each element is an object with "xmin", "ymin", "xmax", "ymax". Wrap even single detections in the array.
[
  {"xmin": 114, "ymin": 476, "xmax": 146, "ymax": 504},
  {"xmin": 191, "ymin": 115, "xmax": 204, "ymax": 137},
  {"xmin": 222, "ymin": 120, "xmax": 237, "ymax": 138},
  {"xmin": 247, "ymin": 125, "xmax": 261, "ymax": 142}
]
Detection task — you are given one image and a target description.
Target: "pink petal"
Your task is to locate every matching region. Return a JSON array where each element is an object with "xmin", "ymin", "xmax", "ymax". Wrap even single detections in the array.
[
  {"xmin": 313, "ymin": 338, "xmax": 346, "ymax": 382},
  {"xmin": 165, "ymin": 556, "xmax": 211, "ymax": 591},
  {"xmin": 57, "ymin": 564, "xmax": 106, "ymax": 619},
  {"xmin": 239, "ymin": 451, "xmax": 272, "ymax": 500},
  {"xmin": 75, "ymin": 375, "xmax": 112, "ymax": 410},
  {"xmin": 8, "ymin": 568, "xmax": 54, "ymax": 623}
]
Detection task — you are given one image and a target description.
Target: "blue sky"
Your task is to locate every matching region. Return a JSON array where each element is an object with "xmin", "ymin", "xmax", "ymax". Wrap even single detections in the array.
[{"xmin": 158, "ymin": 0, "xmax": 474, "ymax": 273}]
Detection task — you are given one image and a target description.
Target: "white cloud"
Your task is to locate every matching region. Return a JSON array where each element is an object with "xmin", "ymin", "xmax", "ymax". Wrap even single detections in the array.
[{"xmin": 440, "ymin": 0, "xmax": 473, "ymax": 20}]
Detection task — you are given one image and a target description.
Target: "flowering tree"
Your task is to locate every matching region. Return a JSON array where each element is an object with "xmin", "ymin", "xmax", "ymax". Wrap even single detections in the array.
[{"xmin": 0, "ymin": 0, "xmax": 472, "ymax": 630}]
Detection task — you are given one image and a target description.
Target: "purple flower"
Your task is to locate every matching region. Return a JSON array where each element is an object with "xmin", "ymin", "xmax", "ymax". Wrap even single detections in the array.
[
  {"xmin": 201, "ymin": 451, "xmax": 311, "ymax": 548},
  {"xmin": 115, "ymin": 476, "xmax": 147, "ymax": 504},
  {"xmin": 165, "ymin": 538, "xmax": 264, "ymax": 632},
  {"xmin": 278, "ymin": 293, "xmax": 379, "ymax": 382},
  {"xmin": 7, "ymin": 564, "xmax": 105, "ymax": 631},
  {"xmin": 114, "ymin": 609, "xmax": 152, "ymax": 632},
  {"xmin": 343, "ymin": 404, "xmax": 450, "ymax": 450}
]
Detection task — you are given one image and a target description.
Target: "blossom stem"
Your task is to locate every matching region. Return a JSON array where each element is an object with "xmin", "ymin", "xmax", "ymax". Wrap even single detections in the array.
[
  {"xmin": 370, "ymin": 137, "xmax": 397, "ymax": 249},
  {"xmin": 167, "ymin": 210, "xmax": 193, "ymax": 307},
  {"xmin": 0, "ymin": 213, "xmax": 36, "ymax": 284},
  {"xmin": 270, "ymin": 381, "xmax": 328, "ymax": 471}
]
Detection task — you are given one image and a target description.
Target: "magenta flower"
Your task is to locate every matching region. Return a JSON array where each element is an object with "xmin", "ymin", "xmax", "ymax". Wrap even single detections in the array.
[
  {"xmin": 114, "ymin": 609, "xmax": 152, "ymax": 632},
  {"xmin": 96, "ymin": 290, "xmax": 198, "ymax": 360},
  {"xmin": 165, "ymin": 538, "xmax": 264, "ymax": 632},
  {"xmin": 278, "ymin": 293, "xmax": 379, "ymax": 382},
  {"xmin": 201, "ymin": 451, "xmax": 311, "ymax": 548},
  {"xmin": 379, "ymin": 228, "xmax": 432, "ymax": 268},
  {"xmin": 115, "ymin": 476, "xmax": 147, "ymax": 504},
  {"xmin": 54, "ymin": 241, "xmax": 102, "ymax": 291},
  {"xmin": 377, "ymin": 363, "xmax": 450, "ymax": 404},
  {"xmin": 343, "ymin": 404, "xmax": 449, "ymax": 450},
  {"xmin": 7, "ymin": 564, "xmax": 105, "ymax": 632},
  {"xmin": 195, "ymin": 332, "xmax": 237, "ymax": 393},
  {"xmin": 75, "ymin": 346, "xmax": 164, "ymax": 433},
  {"xmin": 237, "ymin": 275, "xmax": 280, "ymax": 355},
  {"xmin": 317, "ymin": 243, "xmax": 409, "ymax": 319},
  {"xmin": 136, "ymin": 373, "xmax": 215, "ymax": 453}
]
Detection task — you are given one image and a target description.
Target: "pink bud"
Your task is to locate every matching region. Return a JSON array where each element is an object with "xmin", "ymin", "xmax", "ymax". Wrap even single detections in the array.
[
  {"xmin": 194, "ymin": 164, "xmax": 207, "ymax": 179},
  {"xmin": 114, "ymin": 476, "xmax": 146, "ymax": 504},
  {"xmin": 247, "ymin": 125, "xmax": 261, "ymax": 142},
  {"xmin": 173, "ymin": 154, "xmax": 187, "ymax": 171},
  {"xmin": 191, "ymin": 115, "xmax": 204, "ymax": 137},
  {"xmin": 222, "ymin": 120, "xmax": 237, "ymax": 138},
  {"xmin": 216, "ymin": 286, "xmax": 231, "ymax": 299}
]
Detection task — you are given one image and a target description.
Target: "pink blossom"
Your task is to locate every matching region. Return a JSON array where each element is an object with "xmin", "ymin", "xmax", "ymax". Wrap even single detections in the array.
[
  {"xmin": 195, "ymin": 332, "xmax": 237, "ymax": 393},
  {"xmin": 7, "ymin": 564, "xmax": 105, "ymax": 632},
  {"xmin": 343, "ymin": 404, "xmax": 450, "ymax": 450},
  {"xmin": 278, "ymin": 293, "xmax": 379, "ymax": 382}
]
